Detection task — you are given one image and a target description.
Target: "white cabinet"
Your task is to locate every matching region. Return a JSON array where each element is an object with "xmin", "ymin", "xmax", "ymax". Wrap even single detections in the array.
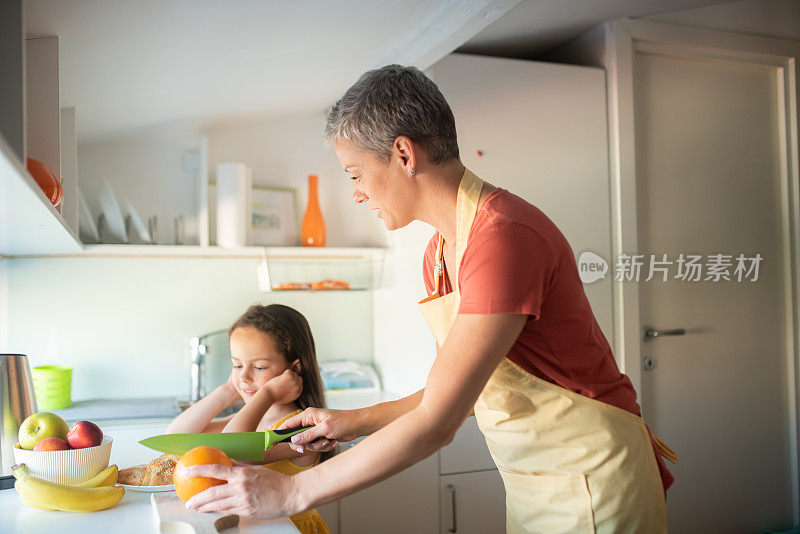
[
  {"xmin": 438, "ymin": 418, "xmax": 505, "ymax": 534},
  {"xmin": 429, "ymin": 53, "xmax": 614, "ymax": 347},
  {"xmin": 439, "ymin": 417, "xmax": 495, "ymax": 475},
  {"xmin": 98, "ymin": 419, "xmax": 171, "ymax": 467},
  {"xmin": 439, "ymin": 470, "xmax": 505, "ymax": 534},
  {"xmin": 338, "ymin": 447, "xmax": 439, "ymax": 534},
  {"xmin": 316, "ymin": 500, "xmax": 339, "ymax": 534},
  {"xmin": 0, "ymin": 134, "xmax": 82, "ymax": 255}
]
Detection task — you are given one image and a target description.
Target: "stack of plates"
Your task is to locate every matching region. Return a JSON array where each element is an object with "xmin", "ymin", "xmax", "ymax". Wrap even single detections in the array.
[{"xmin": 79, "ymin": 178, "xmax": 152, "ymax": 244}]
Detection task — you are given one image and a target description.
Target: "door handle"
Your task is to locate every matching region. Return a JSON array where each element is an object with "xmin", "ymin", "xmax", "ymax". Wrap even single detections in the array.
[
  {"xmin": 643, "ymin": 326, "xmax": 686, "ymax": 341},
  {"xmin": 447, "ymin": 484, "xmax": 457, "ymax": 533}
]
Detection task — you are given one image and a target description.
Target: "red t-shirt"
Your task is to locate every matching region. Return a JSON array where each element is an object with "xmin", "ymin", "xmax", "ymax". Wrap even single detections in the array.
[{"xmin": 422, "ymin": 187, "xmax": 674, "ymax": 492}]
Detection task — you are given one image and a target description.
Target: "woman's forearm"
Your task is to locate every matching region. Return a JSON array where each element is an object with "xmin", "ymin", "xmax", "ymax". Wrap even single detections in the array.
[
  {"xmin": 166, "ymin": 384, "xmax": 240, "ymax": 434},
  {"xmin": 358, "ymin": 388, "xmax": 424, "ymax": 435},
  {"xmin": 293, "ymin": 404, "xmax": 459, "ymax": 511}
]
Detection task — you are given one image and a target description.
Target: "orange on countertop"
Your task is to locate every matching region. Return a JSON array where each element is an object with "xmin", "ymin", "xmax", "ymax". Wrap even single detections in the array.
[{"xmin": 173, "ymin": 446, "xmax": 232, "ymax": 502}]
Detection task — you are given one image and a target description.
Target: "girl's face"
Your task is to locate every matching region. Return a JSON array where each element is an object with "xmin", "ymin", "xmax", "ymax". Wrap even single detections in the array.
[
  {"xmin": 334, "ymin": 140, "xmax": 416, "ymax": 231},
  {"xmin": 229, "ymin": 326, "xmax": 296, "ymax": 402}
]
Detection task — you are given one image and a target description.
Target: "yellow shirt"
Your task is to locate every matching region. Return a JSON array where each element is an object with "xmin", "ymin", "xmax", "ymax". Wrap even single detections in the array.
[{"xmin": 263, "ymin": 409, "xmax": 329, "ymax": 534}]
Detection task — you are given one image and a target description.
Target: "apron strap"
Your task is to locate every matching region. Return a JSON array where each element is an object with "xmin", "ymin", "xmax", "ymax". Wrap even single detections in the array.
[
  {"xmin": 432, "ymin": 234, "xmax": 444, "ymax": 296},
  {"xmin": 422, "ymin": 169, "xmax": 482, "ymax": 300},
  {"xmin": 653, "ymin": 434, "xmax": 680, "ymax": 464}
]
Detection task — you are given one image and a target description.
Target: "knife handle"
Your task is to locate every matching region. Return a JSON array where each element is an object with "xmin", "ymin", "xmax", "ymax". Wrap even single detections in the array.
[
  {"xmin": 268, "ymin": 425, "xmax": 314, "ymax": 447},
  {"xmin": 271, "ymin": 425, "xmax": 313, "ymax": 436}
]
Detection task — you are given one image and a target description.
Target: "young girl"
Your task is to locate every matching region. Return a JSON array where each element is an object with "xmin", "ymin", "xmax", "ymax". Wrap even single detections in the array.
[{"xmin": 166, "ymin": 303, "xmax": 330, "ymax": 534}]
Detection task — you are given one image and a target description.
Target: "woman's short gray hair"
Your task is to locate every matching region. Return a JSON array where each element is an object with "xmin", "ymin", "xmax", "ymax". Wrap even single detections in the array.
[{"xmin": 324, "ymin": 65, "xmax": 460, "ymax": 165}]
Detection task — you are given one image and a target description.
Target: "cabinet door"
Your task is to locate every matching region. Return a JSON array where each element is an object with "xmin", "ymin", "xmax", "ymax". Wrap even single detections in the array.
[
  {"xmin": 316, "ymin": 500, "xmax": 339, "ymax": 534},
  {"xmin": 438, "ymin": 417, "xmax": 495, "ymax": 475},
  {"xmin": 440, "ymin": 470, "xmax": 505, "ymax": 534},
  {"xmin": 339, "ymin": 446, "xmax": 438, "ymax": 534}
]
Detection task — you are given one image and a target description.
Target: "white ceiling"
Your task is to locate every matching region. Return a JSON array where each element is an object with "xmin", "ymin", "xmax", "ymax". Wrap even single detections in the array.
[
  {"xmin": 458, "ymin": 0, "xmax": 734, "ymax": 57},
  {"xmin": 25, "ymin": 0, "xmax": 736, "ymax": 144}
]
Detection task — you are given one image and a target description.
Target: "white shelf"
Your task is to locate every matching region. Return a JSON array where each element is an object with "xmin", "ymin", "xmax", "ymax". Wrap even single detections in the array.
[
  {"xmin": 10, "ymin": 243, "xmax": 385, "ymax": 260},
  {"xmin": 0, "ymin": 132, "xmax": 82, "ymax": 256},
  {"xmin": 79, "ymin": 244, "xmax": 386, "ymax": 259}
]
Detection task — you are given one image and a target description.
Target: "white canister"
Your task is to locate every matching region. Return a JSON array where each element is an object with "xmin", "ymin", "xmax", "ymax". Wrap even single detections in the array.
[{"xmin": 216, "ymin": 162, "xmax": 252, "ymax": 248}]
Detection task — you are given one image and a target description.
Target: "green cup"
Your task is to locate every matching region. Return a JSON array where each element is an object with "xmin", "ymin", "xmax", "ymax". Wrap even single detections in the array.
[{"xmin": 32, "ymin": 365, "xmax": 72, "ymax": 410}]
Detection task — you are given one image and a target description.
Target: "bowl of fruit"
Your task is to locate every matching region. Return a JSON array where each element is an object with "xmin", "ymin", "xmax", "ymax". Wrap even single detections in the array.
[{"xmin": 13, "ymin": 412, "xmax": 112, "ymax": 485}]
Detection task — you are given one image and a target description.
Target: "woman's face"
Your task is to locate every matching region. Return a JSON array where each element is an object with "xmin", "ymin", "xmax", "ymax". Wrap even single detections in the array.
[
  {"xmin": 334, "ymin": 141, "xmax": 416, "ymax": 231},
  {"xmin": 229, "ymin": 326, "xmax": 292, "ymax": 402}
]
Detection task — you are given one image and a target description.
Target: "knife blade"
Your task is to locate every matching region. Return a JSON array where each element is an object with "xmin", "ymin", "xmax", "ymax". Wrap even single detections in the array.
[{"xmin": 139, "ymin": 426, "xmax": 312, "ymax": 461}]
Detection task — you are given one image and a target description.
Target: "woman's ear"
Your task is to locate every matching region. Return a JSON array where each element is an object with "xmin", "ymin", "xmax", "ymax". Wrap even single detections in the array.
[
  {"xmin": 290, "ymin": 359, "xmax": 302, "ymax": 374},
  {"xmin": 393, "ymin": 136, "xmax": 416, "ymax": 175}
]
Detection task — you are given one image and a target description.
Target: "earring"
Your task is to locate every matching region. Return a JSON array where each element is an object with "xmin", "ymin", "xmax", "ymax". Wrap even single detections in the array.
[{"xmin": 409, "ymin": 166, "xmax": 415, "ymax": 177}]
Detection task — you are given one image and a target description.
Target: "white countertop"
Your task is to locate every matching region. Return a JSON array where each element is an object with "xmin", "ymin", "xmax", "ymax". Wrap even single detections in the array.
[
  {"xmin": 0, "ymin": 389, "xmax": 400, "ymax": 533},
  {"xmin": 0, "ymin": 489, "xmax": 299, "ymax": 534}
]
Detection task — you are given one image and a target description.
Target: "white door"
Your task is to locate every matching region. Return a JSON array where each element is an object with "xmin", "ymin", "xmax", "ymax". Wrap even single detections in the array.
[
  {"xmin": 634, "ymin": 50, "xmax": 794, "ymax": 532},
  {"xmin": 439, "ymin": 470, "xmax": 506, "ymax": 534}
]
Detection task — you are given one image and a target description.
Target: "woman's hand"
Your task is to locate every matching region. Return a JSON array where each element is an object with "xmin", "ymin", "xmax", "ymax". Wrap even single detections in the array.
[
  {"xmin": 262, "ymin": 368, "xmax": 303, "ymax": 405},
  {"xmin": 278, "ymin": 408, "xmax": 366, "ymax": 453},
  {"xmin": 184, "ymin": 461, "xmax": 298, "ymax": 517}
]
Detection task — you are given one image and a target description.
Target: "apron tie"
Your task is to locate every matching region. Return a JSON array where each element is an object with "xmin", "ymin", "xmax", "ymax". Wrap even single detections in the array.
[{"xmin": 653, "ymin": 434, "xmax": 680, "ymax": 464}]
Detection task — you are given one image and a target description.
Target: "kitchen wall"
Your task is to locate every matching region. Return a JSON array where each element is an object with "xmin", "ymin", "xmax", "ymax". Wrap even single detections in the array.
[
  {"xmin": 0, "ymin": 258, "xmax": 7, "ymax": 350},
  {"xmin": 77, "ymin": 122, "xmax": 202, "ymax": 246},
  {"xmin": 77, "ymin": 111, "xmax": 388, "ymax": 248},
  {"xmin": 372, "ymin": 220, "xmax": 438, "ymax": 395},
  {"xmin": 5, "ymin": 255, "xmax": 373, "ymax": 400}
]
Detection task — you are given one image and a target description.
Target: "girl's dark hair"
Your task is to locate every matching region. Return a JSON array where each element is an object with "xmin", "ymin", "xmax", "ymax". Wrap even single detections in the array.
[{"xmin": 230, "ymin": 304, "xmax": 332, "ymax": 461}]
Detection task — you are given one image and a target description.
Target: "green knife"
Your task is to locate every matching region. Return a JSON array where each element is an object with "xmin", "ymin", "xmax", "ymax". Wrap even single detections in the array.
[{"xmin": 138, "ymin": 426, "xmax": 312, "ymax": 461}]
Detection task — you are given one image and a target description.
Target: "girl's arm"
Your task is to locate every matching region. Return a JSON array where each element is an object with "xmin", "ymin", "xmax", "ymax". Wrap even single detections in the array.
[
  {"xmin": 222, "ymin": 369, "xmax": 302, "ymax": 433},
  {"xmin": 166, "ymin": 381, "xmax": 241, "ymax": 434}
]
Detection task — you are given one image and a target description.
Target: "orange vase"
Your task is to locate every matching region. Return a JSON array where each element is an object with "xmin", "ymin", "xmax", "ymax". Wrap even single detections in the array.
[{"xmin": 301, "ymin": 174, "xmax": 326, "ymax": 247}]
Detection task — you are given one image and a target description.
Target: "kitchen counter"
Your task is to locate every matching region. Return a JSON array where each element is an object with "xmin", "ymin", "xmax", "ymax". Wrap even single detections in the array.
[
  {"xmin": 52, "ymin": 396, "xmax": 183, "ymax": 421},
  {"xmin": 51, "ymin": 389, "xmax": 398, "ymax": 422},
  {"xmin": 0, "ymin": 389, "xmax": 401, "ymax": 533},
  {"xmin": 0, "ymin": 489, "xmax": 299, "ymax": 533}
]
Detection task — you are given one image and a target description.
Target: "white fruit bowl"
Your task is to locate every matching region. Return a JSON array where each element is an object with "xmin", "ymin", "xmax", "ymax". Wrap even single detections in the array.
[{"xmin": 13, "ymin": 436, "xmax": 113, "ymax": 485}]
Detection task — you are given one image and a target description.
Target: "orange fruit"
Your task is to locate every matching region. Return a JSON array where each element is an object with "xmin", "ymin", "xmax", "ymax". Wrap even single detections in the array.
[{"xmin": 173, "ymin": 446, "xmax": 233, "ymax": 502}]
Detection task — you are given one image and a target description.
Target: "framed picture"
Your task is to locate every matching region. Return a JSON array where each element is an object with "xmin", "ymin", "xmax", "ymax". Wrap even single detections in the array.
[{"xmin": 250, "ymin": 185, "xmax": 299, "ymax": 246}]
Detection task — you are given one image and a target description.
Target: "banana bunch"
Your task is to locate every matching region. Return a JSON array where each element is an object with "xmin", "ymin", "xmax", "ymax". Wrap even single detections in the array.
[{"xmin": 13, "ymin": 464, "xmax": 125, "ymax": 512}]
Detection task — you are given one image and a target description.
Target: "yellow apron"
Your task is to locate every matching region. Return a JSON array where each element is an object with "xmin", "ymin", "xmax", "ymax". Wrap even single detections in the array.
[
  {"xmin": 263, "ymin": 410, "xmax": 330, "ymax": 534},
  {"xmin": 419, "ymin": 168, "xmax": 671, "ymax": 533}
]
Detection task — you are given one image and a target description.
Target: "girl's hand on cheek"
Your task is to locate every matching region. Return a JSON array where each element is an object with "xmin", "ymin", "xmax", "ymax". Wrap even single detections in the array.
[
  {"xmin": 225, "ymin": 370, "xmax": 243, "ymax": 401},
  {"xmin": 262, "ymin": 369, "xmax": 303, "ymax": 404}
]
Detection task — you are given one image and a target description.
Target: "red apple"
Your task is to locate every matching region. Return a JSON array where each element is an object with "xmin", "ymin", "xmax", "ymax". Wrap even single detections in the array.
[
  {"xmin": 33, "ymin": 437, "xmax": 70, "ymax": 451},
  {"xmin": 66, "ymin": 421, "xmax": 103, "ymax": 449}
]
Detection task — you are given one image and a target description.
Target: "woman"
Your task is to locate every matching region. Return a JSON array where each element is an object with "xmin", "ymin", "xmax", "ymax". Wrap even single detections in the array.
[{"xmin": 183, "ymin": 65, "xmax": 677, "ymax": 532}]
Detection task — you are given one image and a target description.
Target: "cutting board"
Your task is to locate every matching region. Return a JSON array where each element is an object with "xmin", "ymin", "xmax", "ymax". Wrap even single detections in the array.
[{"xmin": 151, "ymin": 492, "xmax": 239, "ymax": 533}]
